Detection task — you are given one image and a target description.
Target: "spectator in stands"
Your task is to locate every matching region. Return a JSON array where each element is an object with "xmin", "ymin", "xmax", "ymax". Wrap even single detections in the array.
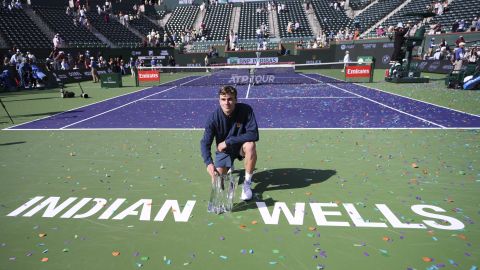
[
  {"xmin": 439, "ymin": 38, "xmax": 449, "ymax": 51},
  {"xmin": 53, "ymin": 34, "xmax": 62, "ymax": 49},
  {"xmin": 294, "ymin": 22, "xmax": 300, "ymax": 31},
  {"xmin": 45, "ymin": 58, "xmax": 53, "ymax": 71},
  {"xmin": 475, "ymin": 17, "xmax": 480, "ymax": 31},
  {"xmin": 466, "ymin": 47, "xmax": 478, "ymax": 64},
  {"xmin": 376, "ymin": 26, "xmax": 386, "ymax": 37},
  {"xmin": 287, "ymin": 22, "xmax": 293, "ymax": 33},
  {"xmin": 457, "ymin": 20, "xmax": 466, "ymax": 32},
  {"xmin": 469, "ymin": 17, "xmax": 477, "ymax": 32},
  {"xmin": 451, "ymin": 20, "xmax": 459, "ymax": 32},
  {"xmin": 90, "ymin": 57, "xmax": 99, "ymax": 83},
  {"xmin": 61, "ymin": 58, "xmax": 70, "ymax": 70},
  {"xmin": 25, "ymin": 51, "xmax": 35, "ymax": 64}
]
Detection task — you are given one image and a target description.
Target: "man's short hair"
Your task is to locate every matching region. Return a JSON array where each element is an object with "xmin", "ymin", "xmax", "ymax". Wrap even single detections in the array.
[{"xmin": 218, "ymin": 85, "xmax": 237, "ymax": 100}]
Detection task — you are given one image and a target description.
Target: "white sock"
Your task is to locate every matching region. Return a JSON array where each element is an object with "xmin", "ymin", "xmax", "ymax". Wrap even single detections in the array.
[{"xmin": 245, "ymin": 172, "xmax": 253, "ymax": 184}]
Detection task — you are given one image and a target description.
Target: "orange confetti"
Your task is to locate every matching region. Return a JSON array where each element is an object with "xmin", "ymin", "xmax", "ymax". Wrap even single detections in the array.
[
  {"xmin": 38, "ymin": 233, "xmax": 47, "ymax": 238},
  {"xmin": 447, "ymin": 198, "xmax": 454, "ymax": 203},
  {"xmin": 422, "ymin": 257, "xmax": 432, "ymax": 262},
  {"xmin": 382, "ymin": 236, "xmax": 390, "ymax": 241},
  {"xmin": 411, "ymin": 163, "xmax": 419, "ymax": 168},
  {"xmin": 308, "ymin": 227, "xmax": 316, "ymax": 231},
  {"xmin": 239, "ymin": 224, "xmax": 247, "ymax": 229},
  {"xmin": 112, "ymin": 251, "xmax": 120, "ymax": 256},
  {"xmin": 427, "ymin": 230, "xmax": 435, "ymax": 235},
  {"xmin": 457, "ymin": 234, "xmax": 467, "ymax": 240},
  {"xmin": 305, "ymin": 192, "xmax": 312, "ymax": 196},
  {"xmin": 251, "ymin": 220, "xmax": 258, "ymax": 225},
  {"xmin": 41, "ymin": 257, "xmax": 49, "ymax": 262},
  {"xmin": 409, "ymin": 179, "xmax": 418, "ymax": 185}
]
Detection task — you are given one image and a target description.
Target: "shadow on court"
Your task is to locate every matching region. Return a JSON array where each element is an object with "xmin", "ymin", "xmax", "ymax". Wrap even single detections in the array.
[
  {"xmin": 233, "ymin": 168, "xmax": 336, "ymax": 212},
  {"xmin": 0, "ymin": 141, "xmax": 26, "ymax": 146}
]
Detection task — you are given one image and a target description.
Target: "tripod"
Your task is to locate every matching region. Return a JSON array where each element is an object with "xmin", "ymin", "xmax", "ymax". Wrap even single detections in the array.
[{"xmin": 0, "ymin": 98, "xmax": 14, "ymax": 124}]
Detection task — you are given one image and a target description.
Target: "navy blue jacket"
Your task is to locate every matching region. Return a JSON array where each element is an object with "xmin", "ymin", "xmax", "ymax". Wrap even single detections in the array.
[{"xmin": 200, "ymin": 103, "xmax": 259, "ymax": 166}]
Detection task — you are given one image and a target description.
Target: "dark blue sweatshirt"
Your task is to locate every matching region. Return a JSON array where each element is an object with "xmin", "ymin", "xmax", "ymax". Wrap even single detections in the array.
[{"xmin": 200, "ymin": 103, "xmax": 259, "ymax": 166}]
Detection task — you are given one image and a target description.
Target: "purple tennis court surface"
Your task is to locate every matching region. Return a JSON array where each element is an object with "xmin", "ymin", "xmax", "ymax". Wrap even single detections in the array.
[{"xmin": 6, "ymin": 74, "xmax": 480, "ymax": 130}]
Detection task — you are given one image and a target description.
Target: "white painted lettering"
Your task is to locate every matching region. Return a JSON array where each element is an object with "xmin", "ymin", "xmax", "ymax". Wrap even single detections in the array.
[
  {"xmin": 411, "ymin": 205, "xmax": 465, "ymax": 230},
  {"xmin": 310, "ymin": 203, "xmax": 350, "ymax": 227},
  {"xmin": 257, "ymin": 202, "xmax": 305, "ymax": 225},
  {"xmin": 376, "ymin": 204, "xmax": 426, "ymax": 229}
]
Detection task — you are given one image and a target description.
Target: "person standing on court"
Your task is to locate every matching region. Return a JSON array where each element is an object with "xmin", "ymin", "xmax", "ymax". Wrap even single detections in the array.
[
  {"xmin": 90, "ymin": 56, "xmax": 99, "ymax": 83},
  {"xmin": 342, "ymin": 50, "xmax": 350, "ymax": 72},
  {"xmin": 200, "ymin": 86, "xmax": 259, "ymax": 201}
]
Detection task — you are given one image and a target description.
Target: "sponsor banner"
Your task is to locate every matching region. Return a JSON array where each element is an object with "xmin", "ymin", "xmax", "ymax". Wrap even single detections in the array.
[
  {"xmin": 346, "ymin": 65, "xmax": 372, "ymax": 78},
  {"xmin": 138, "ymin": 70, "xmax": 160, "ymax": 82},
  {"xmin": 51, "ymin": 68, "xmax": 114, "ymax": 84},
  {"xmin": 412, "ymin": 60, "xmax": 453, "ymax": 74},
  {"xmin": 227, "ymin": 57, "xmax": 279, "ymax": 65}
]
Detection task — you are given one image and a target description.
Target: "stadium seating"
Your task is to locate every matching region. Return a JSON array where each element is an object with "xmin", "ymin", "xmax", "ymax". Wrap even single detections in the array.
[
  {"xmin": 277, "ymin": 1, "xmax": 313, "ymax": 39},
  {"xmin": 86, "ymin": 11, "xmax": 142, "ymax": 47},
  {"xmin": 129, "ymin": 16, "xmax": 165, "ymax": 39},
  {"xmin": 165, "ymin": 6, "xmax": 198, "ymax": 36},
  {"xmin": 349, "ymin": 0, "xmax": 373, "ymax": 10},
  {"xmin": 238, "ymin": 2, "xmax": 269, "ymax": 40},
  {"xmin": 202, "ymin": 4, "xmax": 233, "ymax": 41},
  {"xmin": 0, "ymin": 7, "xmax": 51, "ymax": 49},
  {"xmin": 311, "ymin": 0, "xmax": 352, "ymax": 35},
  {"xmin": 33, "ymin": 6, "xmax": 104, "ymax": 48},
  {"xmin": 380, "ymin": 0, "xmax": 432, "ymax": 30},
  {"xmin": 429, "ymin": 0, "xmax": 480, "ymax": 33},
  {"xmin": 352, "ymin": 0, "xmax": 403, "ymax": 32}
]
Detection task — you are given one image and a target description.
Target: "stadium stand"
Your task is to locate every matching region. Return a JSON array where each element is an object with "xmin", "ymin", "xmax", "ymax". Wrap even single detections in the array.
[
  {"xmin": 380, "ymin": 0, "xmax": 432, "ymax": 30},
  {"xmin": 352, "ymin": 0, "xmax": 403, "ymax": 33},
  {"xmin": 311, "ymin": 0, "xmax": 352, "ymax": 36},
  {"xmin": 429, "ymin": 0, "xmax": 480, "ymax": 33},
  {"xmin": 0, "ymin": 6, "xmax": 51, "ymax": 49},
  {"xmin": 349, "ymin": 0, "xmax": 373, "ymax": 10},
  {"xmin": 238, "ymin": 2, "xmax": 269, "ymax": 40},
  {"xmin": 85, "ymin": 11, "xmax": 142, "ymax": 48},
  {"xmin": 202, "ymin": 4, "xmax": 233, "ymax": 41},
  {"xmin": 33, "ymin": 6, "xmax": 104, "ymax": 48},
  {"xmin": 165, "ymin": 6, "xmax": 199, "ymax": 38},
  {"xmin": 277, "ymin": 1, "xmax": 313, "ymax": 39},
  {"xmin": 129, "ymin": 16, "xmax": 165, "ymax": 40}
]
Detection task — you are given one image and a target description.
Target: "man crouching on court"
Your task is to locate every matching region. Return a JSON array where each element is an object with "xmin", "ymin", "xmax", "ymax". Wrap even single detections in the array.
[{"xmin": 200, "ymin": 85, "xmax": 259, "ymax": 201}]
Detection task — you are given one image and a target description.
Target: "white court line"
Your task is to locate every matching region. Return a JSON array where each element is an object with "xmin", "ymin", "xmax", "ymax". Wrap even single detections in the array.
[
  {"xmin": 299, "ymin": 73, "xmax": 446, "ymax": 128},
  {"xmin": 58, "ymin": 76, "xmax": 206, "ymax": 129},
  {"xmin": 310, "ymin": 72, "xmax": 480, "ymax": 118},
  {"xmin": 246, "ymin": 83, "xmax": 252, "ymax": 99},
  {"xmin": 2, "ymin": 75, "xmax": 194, "ymax": 131},
  {"xmin": 142, "ymin": 96, "xmax": 361, "ymax": 101},
  {"xmin": 7, "ymin": 127, "xmax": 480, "ymax": 131}
]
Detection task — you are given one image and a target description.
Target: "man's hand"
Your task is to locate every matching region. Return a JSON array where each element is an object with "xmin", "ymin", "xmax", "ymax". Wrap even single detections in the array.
[
  {"xmin": 217, "ymin": 141, "xmax": 227, "ymax": 152},
  {"xmin": 207, "ymin": 163, "xmax": 217, "ymax": 183}
]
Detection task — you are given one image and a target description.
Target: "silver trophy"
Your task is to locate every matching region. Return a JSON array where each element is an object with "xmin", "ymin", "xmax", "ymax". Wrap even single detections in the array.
[{"xmin": 207, "ymin": 170, "xmax": 237, "ymax": 214}]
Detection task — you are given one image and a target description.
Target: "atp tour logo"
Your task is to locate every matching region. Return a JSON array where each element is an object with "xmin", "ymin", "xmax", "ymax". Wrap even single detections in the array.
[
  {"xmin": 229, "ymin": 75, "xmax": 275, "ymax": 84},
  {"xmin": 6, "ymin": 196, "xmax": 465, "ymax": 230}
]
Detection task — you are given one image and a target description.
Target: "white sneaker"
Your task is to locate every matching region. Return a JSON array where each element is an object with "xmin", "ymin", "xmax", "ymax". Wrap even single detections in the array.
[{"xmin": 241, "ymin": 181, "xmax": 252, "ymax": 201}]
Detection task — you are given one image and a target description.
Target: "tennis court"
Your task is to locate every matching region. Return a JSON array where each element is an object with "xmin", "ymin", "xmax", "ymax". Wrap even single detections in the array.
[
  {"xmin": 6, "ymin": 68, "xmax": 480, "ymax": 130},
  {"xmin": 0, "ymin": 68, "xmax": 479, "ymax": 270}
]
